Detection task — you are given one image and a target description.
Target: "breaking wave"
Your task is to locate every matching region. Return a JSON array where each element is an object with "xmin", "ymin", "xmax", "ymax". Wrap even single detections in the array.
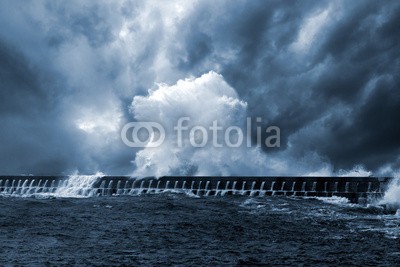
[
  {"xmin": 53, "ymin": 173, "xmax": 104, "ymax": 198},
  {"xmin": 379, "ymin": 177, "xmax": 400, "ymax": 211}
]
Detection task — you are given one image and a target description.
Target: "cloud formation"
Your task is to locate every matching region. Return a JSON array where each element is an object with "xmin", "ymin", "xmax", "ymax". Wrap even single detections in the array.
[
  {"xmin": 132, "ymin": 71, "xmax": 269, "ymax": 177},
  {"xmin": 0, "ymin": 0, "xmax": 399, "ymax": 176}
]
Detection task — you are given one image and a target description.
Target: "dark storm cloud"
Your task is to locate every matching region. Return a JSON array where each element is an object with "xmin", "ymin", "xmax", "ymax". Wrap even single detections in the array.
[
  {"xmin": 0, "ymin": 42, "xmax": 47, "ymax": 115},
  {"xmin": 0, "ymin": 2, "xmax": 135, "ymax": 175},
  {"xmin": 0, "ymin": 41, "xmax": 73, "ymax": 174},
  {"xmin": 323, "ymin": 75, "xmax": 400, "ymax": 170},
  {"xmin": 164, "ymin": 0, "xmax": 400, "ymax": 174},
  {"xmin": 303, "ymin": 1, "xmax": 400, "ymax": 171},
  {"xmin": 0, "ymin": 0, "xmax": 399, "ymax": 175}
]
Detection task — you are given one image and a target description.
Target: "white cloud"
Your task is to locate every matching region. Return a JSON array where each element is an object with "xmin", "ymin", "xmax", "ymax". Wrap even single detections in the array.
[{"xmin": 130, "ymin": 71, "xmax": 269, "ymax": 176}]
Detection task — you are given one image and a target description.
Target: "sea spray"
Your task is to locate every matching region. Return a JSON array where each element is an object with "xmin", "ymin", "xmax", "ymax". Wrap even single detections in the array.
[
  {"xmin": 379, "ymin": 177, "xmax": 400, "ymax": 211},
  {"xmin": 55, "ymin": 172, "xmax": 104, "ymax": 198},
  {"xmin": 130, "ymin": 71, "xmax": 269, "ymax": 177}
]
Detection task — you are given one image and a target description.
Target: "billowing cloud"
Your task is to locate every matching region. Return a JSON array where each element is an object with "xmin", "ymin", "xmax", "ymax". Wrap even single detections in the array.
[
  {"xmin": 131, "ymin": 71, "xmax": 266, "ymax": 176},
  {"xmin": 0, "ymin": 0, "xmax": 399, "ymax": 176}
]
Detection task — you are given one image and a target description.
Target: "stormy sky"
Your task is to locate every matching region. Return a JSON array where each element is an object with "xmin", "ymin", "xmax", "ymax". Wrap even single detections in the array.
[{"xmin": 0, "ymin": 0, "xmax": 399, "ymax": 176}]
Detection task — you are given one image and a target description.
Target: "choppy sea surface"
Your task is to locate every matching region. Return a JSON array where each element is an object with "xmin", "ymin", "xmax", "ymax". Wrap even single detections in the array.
[{"xmin": 1, "ymin": 192, "xmax": 399, "ymax": 266}]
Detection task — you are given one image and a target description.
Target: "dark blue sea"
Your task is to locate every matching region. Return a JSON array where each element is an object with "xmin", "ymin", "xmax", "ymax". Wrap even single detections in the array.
[{"xmin": 1, "ymin": 192, "xmax": 399, "ymax": 266}]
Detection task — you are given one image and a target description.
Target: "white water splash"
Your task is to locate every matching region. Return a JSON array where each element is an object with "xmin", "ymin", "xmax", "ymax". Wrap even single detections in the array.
[
  {"xmin": 131, "ymin": 71, "xmax": 269, "ymax": 177},
  {"xmin": 338, "ymin": 165, "xmax": 372, "ymax": 177},
  {"xmin": 316, "ymin": 196, "xmax": 350, "ymax": 206},
  {"xmin": 54, "ymin": 172, "xmax": 104, "ymax": 198},
  {"xmin": 379, "ymin": 177, "xmax": 400, "ymax": 210}
]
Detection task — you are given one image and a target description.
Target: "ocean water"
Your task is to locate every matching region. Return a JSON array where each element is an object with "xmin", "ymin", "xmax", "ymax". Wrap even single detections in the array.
[{"xmin": 1, "ymin": 192, "xmax": 399, "ymax": 266}]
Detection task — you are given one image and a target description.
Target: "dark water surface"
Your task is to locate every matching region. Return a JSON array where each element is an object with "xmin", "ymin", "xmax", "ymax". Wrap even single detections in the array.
[{"xmin": 1, "ymin": 194, "xmax": 399, "ymax": 266}]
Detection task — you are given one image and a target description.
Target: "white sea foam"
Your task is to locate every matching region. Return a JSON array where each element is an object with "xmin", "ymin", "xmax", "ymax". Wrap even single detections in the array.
[{"xmin": 316, "ymin": 196, "xmax": 350, "ymax": 205}]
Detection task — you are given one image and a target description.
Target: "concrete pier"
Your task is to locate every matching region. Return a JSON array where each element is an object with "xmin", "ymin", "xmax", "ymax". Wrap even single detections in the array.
[{"xmin": 0, "ymin": 176, "xmax": 391, "ymax": 203}]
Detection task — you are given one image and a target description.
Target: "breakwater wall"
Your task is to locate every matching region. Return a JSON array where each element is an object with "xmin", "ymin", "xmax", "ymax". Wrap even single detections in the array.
[{"xmin": 0, "ymin": 176, "xmax": 391, "ymax": 203}]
